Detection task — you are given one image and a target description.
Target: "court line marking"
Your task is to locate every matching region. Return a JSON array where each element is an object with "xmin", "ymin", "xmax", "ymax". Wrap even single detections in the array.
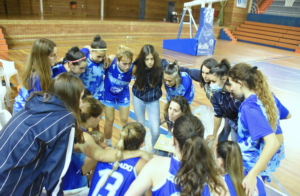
[
  {"xmin": 270, "ymin": 173, "xmax": 290, "ymax": 196},
  {"xmin": 265, "ymin": 184, "xmax": 288, "ymax": 196},
  {"xmin": 275, "ymin": 67, "xmax": 300, "ymax": 76},
  {"xmin": 267, "ymin": 77, "xmax": 300, "ymax": 82}
]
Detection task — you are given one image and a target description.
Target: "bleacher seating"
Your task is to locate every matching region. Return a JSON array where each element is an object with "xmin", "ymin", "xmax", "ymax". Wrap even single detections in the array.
[
  {"xmin": 0, "ymin": 29, "xmax": 8, "ymax": 52},
  {"xmin": 232, "ymin": 21, "xmax": 300, "ymax": 52},
  {"xmin": 265, "ymin": 0, "xmax": 300, "ymax": 17}
]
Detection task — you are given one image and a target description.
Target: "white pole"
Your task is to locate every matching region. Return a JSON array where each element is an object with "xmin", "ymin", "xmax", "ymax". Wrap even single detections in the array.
[
  {"xmin": 101, "ymin": 0, "xmax": 104, "ymax": 18},
  {"xmin": 40, "ymin": 0, "xmax": 43, "ymax": 15}
]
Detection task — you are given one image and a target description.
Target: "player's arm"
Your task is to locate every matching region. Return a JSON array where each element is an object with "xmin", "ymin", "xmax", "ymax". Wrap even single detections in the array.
[
  {"xmin": 284, "ymin": 112, "xmax": 291, "ymax": 119},
  {"xmin": 83, "ymin": 45, "xmax": 92, "ymax": 51},
  {"xmin": 135, "ymin": 159, "xmax": 152, "ymax": 196},
  {"xmin": 77, "ymin": 132, "xmax": 153, "ymax": 162},
  {"xmin": 125, "ymin": 158, "xmax": 156, "ymax": 196}
]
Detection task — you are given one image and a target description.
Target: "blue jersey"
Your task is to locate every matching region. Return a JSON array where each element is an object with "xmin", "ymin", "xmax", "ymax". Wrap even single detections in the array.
[
  {"xmin": 80, "ymin": 48, "xmax": 105, "ymax": 102},
  {"xmin": 202, "ymin": 172, "xmax": 266, "ymax": 196},
  {"xmin": 89, "ymin": 157, "xmax": 140, "ymax": 196},
  {"xmin": 237, "ymin": 94, "xmax": 285, "ymax": 182},
  {"xmin": 165, "ymin": 72, "xmax": 195, "ymax": 105},
  {"xmin": 104, "ymin": 57, "xmax": 133, "ymax": 100},
  {"xmin": 13, "ymin": 73, "xmax": 42, "ymax": 115},
  {"xmin": 52, "ymin": 63, "xmax": 67, "ymax": 78},
  {"xmin": 152, "ymin": 157, "xmax": 181, "ymax": 196}
]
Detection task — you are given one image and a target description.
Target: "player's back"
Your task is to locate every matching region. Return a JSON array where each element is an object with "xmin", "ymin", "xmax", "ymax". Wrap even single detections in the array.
[{"xmin": 89, "ymin": 157, "xmax": 140, "ymax": 196}]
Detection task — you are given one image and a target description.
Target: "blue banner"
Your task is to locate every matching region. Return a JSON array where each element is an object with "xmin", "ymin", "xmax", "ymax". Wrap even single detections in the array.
[{"xmin": 196, "ymin": 8, "xmax": 216, "ymax": 56}]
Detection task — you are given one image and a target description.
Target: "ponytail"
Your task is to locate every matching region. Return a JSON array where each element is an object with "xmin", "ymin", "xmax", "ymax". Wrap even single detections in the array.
[
  {"xmin": 98, "ymin": 122, "xmax": 146, "ymax": 189},
  {"xmin": 209, "ymin": 58, "xmax": 231, "ymax": 78},
  {"xmin": 217, "ymin": 141, "xmax": 246, "ymax": 196},
  {"xmin": 164, "ymin": 60, "xmax": 181, "ymax": 88},
  {"xmin": 228, "ymin": 63, "xmax": 277, "ymax": 131}
]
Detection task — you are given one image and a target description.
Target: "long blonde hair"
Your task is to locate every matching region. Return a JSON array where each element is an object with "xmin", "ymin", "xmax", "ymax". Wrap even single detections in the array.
[
  {"xmin": 99, "ymin": 122, "xmax": 146, "ymax": 189},
  {"xmin": 217, "ymin": 141, "xmax": 246, "ymax": 196},
  {"xmin": 228, "ymin": 63, "xmax": 277, "ymax": 131},
  {"xmin": 22, "ymin": 38, "xmax": 56, "ymax": 91}
]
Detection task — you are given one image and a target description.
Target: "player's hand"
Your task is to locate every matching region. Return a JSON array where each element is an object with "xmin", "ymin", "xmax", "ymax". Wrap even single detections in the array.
[
  {"xmin": 206, "ymin": 134, "xmax": 216, "ymax": 143},
  {"xmin": 141, "ymin": 151, "xmax": 153, "ymax": 161},
  {"xmin": 243, "ymin": 173, "xmax": 258, "ymax": 196},
  {"xmin": 103, "ymin": 55, "xmax": 111, "ymax": 68}
]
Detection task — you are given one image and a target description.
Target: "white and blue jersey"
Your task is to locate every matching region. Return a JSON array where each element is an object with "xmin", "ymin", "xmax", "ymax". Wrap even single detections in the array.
[
  {"xmin": 80, "ymin": 48, "xmax": 105, "ymax": 102},
  {"xmin": 152, "ymin": 157, "xmax": 181, "ymax": 196},
  {"xmin": 103, "ymin": 57, "xmax": 133, "ymax": 108},
  {"xmin": 165, "ymin": 72, "xmax": 195, "ymax": 105},
  {"xmin": 237, "ymin": 94, "xmax": 287, "ymax": 182},
  {"xmin": 89, "ymin": 157, "xmax": 140, "ymax": 196},
  {"xmin": 63, "ymin": 126, "xmax": 88, "ymax": 190},
  {"xmin": 202, "ymin": 172, "xmax": 266, "ymax": 196},
  {"xmin": 52, "ymin": 63, "xmax": 67, "ymax": 78},
  {"xmin": 13, "ymin": 73, "xmax": 42, "ymax": 115}
]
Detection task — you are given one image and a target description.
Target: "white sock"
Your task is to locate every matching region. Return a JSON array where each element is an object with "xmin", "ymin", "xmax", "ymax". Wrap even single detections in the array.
[{"xmin": 105, "ymin": 138, "xmax": 112, "ymax": 146}]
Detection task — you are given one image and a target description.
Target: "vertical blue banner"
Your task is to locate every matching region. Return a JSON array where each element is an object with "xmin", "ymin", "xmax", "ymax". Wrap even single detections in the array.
[{"xmin": 196, "ymin": 8, "xmax": 216, "ymax": 56}]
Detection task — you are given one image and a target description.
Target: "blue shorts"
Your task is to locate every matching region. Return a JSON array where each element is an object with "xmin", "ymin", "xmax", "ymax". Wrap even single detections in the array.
[{"xmin": 103, "ymin": 89, "xmax": 130, "ymax": 108}]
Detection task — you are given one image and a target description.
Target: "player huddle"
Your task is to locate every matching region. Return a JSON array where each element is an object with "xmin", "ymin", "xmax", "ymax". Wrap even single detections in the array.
[{"xmin": 0, "ymin": 35, "xmax": 290, "ymax": 196}]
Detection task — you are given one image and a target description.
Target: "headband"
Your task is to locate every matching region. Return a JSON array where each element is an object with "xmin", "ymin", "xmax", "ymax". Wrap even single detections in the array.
[
  {"xmin": 91, "ymin": 48, "xmax": 107, "ymax": 51},
  {"xmin": 69, "ymin": 56, "xmax": 86, "ymax": 63}
]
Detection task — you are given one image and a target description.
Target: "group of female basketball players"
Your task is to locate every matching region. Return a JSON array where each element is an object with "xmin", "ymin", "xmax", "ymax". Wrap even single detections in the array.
[{"xmin": 0, "ymin": 34, "xmax": 291, "ymax": 196}]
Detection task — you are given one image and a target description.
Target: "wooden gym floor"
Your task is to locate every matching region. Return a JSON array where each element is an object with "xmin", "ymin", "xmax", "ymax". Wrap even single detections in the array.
[{"xmin": 1, "ymin": 37, "xmax": 299, "ymax": 195}]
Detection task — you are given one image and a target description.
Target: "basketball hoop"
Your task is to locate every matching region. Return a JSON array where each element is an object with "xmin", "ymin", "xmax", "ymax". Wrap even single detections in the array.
[{"xmin": 284, "ymin": 0, "xmax": 295, "ymax": 7}]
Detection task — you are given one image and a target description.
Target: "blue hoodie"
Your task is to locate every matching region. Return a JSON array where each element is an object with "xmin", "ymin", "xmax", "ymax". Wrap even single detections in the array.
[{"xmin": 0, "ymin": 94, "xmax": 76, "ymax": 196}]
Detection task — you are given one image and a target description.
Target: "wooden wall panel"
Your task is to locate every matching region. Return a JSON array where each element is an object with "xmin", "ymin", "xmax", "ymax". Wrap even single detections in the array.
[
  {"xmin": 0, "ymin": 0, "xmax": 108, "ymax": 16},
  {"xmin": 0, "ymin": 0, "xmax": 20, "ymax": 14},
  {"xmin": 0, "ymin": 0, "xmax": 247, "ymax": 27},
  {"xmin": 107, "ymin": 0, "xmax": 140, "ymax": 18}
]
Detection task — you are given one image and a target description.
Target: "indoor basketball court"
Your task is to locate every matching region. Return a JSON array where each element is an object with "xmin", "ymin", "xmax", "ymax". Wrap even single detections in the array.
[{"xmin": 0, "ymin": 0, "xmax": 299, "ymax": 195}]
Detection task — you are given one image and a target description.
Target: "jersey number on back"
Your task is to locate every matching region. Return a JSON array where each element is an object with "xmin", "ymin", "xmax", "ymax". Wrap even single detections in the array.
[{"xmin": 91, "ymin": 169, "xmax": 124, "ymax": 196}]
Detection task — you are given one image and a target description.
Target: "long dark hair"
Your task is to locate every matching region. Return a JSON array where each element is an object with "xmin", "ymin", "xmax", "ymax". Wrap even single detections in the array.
[
  {"xmin": 217, "ymin": 141, "xmax": 246, "ymax": 196},
  {"xmin": 134, "ymin": 44, "xmax": 162, "ymax": 90},
  {"xmin": 28, "ymin": 72, "xmax": 85, "ymax": 143},
  {"xmin": 56, "ymin": 46, "xmax": 87, "ymax": 66},
  {"xmin": 174, "ymin": 115, "xmax": 226, "ymax": 196},
  {"xmin": 173, "ymin": 114, "xmax": 204, "ymax": 151},
  {"xmin": 199, "ymin": 58, "xmax": 218, "ymax": 88}
]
